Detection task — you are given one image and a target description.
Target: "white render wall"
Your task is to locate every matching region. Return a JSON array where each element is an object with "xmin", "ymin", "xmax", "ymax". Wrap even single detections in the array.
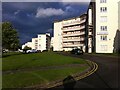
[
  {"xmin": 88, "ymin": 9, "xmax": 92, "ymax": 25},
  {"xmin": 32, "ymin": 38, "xmax": 38, "ymax": 50},
  {"xmin": 88, "ymin": 8, "xmax": 93, "ymax": 53},
  {"xmin": 53, "ymin": 15, "xmax": 86, "ymax": 52},
  {"xmin": 22, "ymin": 42, "xmax": 33, "ymax": 49},
  {"xmin": 95, "ymin": 0, "xmax": 120, "ymax": 53},
  {"xmin": 38, "ymin": 35, "xmax": 47, "ymax": 52},
  {"xmin": 50, "ymin": 37, "xmax": 54, "ymax": 48},
  {"xmin": 53, "ymin": 22, "xmax": 63, "ymax": 51},
  {"xmin": 118, "ymin": 1, "xmax": 120, "ymax": 30},
  {"xmin": 22, "ymin": 33, "xmax": 50, "ymax": 52}
]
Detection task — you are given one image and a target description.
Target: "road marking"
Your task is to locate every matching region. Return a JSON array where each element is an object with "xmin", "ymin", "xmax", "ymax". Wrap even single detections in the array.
[{"xmin": 47, "ymin": 60, "xmax": 98, "ymax": 88}]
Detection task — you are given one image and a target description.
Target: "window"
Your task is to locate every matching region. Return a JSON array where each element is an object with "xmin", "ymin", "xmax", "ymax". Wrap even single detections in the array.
[
  {"xmin": 100, "ymin": 26, "xmax": 107, "ymax": 31},
  {"xmin": 100, "ymin": 0, "xmax": 107, "ymax": 3},
  {"xmin": 101, "ymin": 45, "xmax": 107, "ymax": 51},
  {"xmin": 100, "ymin": 16, "xmax": 107, "ymax": 22},
  {"xmin": 100, "ymin": 35, "xmax": 107, "ymax": 41},
  {"xmin": 100, "ymin": 7, "xmax": 107, "ymax": 12}
]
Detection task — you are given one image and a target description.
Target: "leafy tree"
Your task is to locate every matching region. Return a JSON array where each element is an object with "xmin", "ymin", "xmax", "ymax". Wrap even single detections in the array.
[{"xmin": 2, "ymin": 22, "xmax": 20, "ymax": 51}]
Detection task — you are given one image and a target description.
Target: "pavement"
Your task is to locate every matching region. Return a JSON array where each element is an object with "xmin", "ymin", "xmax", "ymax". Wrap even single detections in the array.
[{"xmin": 50, "ymin": 53, "xmax": 119, "ymax": 89}]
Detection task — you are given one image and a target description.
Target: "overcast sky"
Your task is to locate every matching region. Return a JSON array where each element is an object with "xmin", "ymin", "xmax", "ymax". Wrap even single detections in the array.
[{"xmin": 2, "ymin": 1, "xmax": 90, "ymax": 44}]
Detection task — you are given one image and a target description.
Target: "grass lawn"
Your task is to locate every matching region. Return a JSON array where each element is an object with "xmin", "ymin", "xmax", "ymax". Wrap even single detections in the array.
[
  {"xmin": 2, "ymin": 52, "xmax": 87, "ymax": 71},
  {"xmin": 2, "ymin": 52, "xmax": 90, "ymax": 88}
]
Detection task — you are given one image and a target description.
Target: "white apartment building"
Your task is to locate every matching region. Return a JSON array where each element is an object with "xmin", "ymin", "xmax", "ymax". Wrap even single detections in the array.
[
  {"xmin": 32, "ymin": 38, "xmax": 38, "ymax": 50},
  {"xmin": 22, "ymin": 33, "xmax": 51, "ymax": 52},
  {"xmin": 37, "ymin": 33, "xmax": 51, "ymax": 52},
  {"xmin": 53, "ymin": 14, "xmax": 87, "ymax": 51},
  {"xmin": 22, "ymin": 42, "xmax": 33, "ymax": 49},
  {"xmin": 86, "ymin": 0, "xmax": 120, "ymax": 53}
]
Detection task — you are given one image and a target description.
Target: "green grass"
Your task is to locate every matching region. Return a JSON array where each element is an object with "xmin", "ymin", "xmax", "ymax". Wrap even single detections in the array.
[
  {"xmin": 2, "ymin": 52, "xmax": 89, "ymax": 88},
  {"xmin": 2, "ymin": 52, "xmax": 86, "ymax": 71},
  {"xmin": 3, "ymin": 66, "xmax": 87, "ymax": 88}
]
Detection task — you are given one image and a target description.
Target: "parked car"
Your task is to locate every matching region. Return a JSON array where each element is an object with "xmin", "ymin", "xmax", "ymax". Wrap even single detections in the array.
[
  {"xmin": 71, "ymin": 48, "xmax": 83, "ymax": 55},
  {"xmin": 26, "ymin": 49, "xmax": 37, "ymax": 53}
]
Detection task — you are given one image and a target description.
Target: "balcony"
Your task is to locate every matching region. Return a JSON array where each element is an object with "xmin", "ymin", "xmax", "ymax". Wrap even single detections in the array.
[
  {"xmin": 62, "ymin": 44, "xmax": 84, "ymax": 47},
  {"xmin": 89, "ymin": 32, "xmax": 92, "ymax": 36},
  {"xmin": 62, "ymin": 38, "xmax": 85, "ymax": 42},
  {"xmin": 62, "ymin": 26, "xmax": 85, "ymax": 32},
  {"xmin": 80, "ymin": 38, "xmax": 85, "ymax": 41},
  {"xmin": 63, "ymin": 38, "xmax": 80, "ymax": 42},
  {"xmin": 62, "ymin": 19, "xmax": 86, "ymax": 27},
  {"xmin": 62, "ymin": 32, "xmax": 85, "ymax": 37}
]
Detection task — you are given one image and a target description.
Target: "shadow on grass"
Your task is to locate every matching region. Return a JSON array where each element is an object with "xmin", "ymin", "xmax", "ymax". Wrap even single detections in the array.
[{"xmin": 2, "ymin": 52, "xmax": 23, "ymax": 58}]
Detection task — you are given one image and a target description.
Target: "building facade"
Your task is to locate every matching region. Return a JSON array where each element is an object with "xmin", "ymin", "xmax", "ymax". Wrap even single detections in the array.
[
  {"xmin": 53, "ymin": 21, "xmax": 63, "ymax": 51},
  {"xmin": 37, "ymin": 33, "xmax": 51, "ymax": 52},
  {"xmin": 53, "ymin": 14, "xmax": 87, "ymax": 52},
  {"xmin": 22, "ymin": 33, "xmax": 51, "ymax": 52},
  {"xmin": 22, "ymin": 42, "xmax": 33, "ymax": 49},
  {"xmin": 32, "ymin": 38, "xmax": 38, "ymax": 50},
  {"xmin": 86, "ymin": 0, "xmax": 120, "ymax": 53}
]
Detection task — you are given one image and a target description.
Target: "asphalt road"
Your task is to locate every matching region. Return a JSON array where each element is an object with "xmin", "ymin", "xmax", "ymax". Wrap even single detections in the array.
[{"xmin": 50, "ymin": 53, "xmax": 119, "ymax": 89}]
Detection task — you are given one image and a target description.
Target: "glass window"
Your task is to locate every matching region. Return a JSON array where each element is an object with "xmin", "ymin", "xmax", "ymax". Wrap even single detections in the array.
[
  {"xmin": 100, "ymin": 0, "xmax": 107, "ymax": 3},
  {"xmin": 100, "ymin": 16, "xmax": 107, "ymax": 22},
  {"xmin": 100, "ymin": 26, "xmax": 107, "ymax": 31},
  {"xmin": 100, "ymin": 7, "xmax": 107, "ymax": 12},
  {"xmin": 101, "ymin": 45, "xmax": 107, "ymax": 51},
  {"xmin": 100, "ymin": 35, "xmax": 107, "ymax": 41}
]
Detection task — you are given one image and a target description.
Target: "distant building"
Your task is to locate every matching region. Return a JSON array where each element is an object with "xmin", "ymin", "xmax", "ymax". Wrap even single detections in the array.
[
  {"xmin": 32, "ymin": 38, "xmax": 38, "ymax": 50},
  {"xmin": 22, "ymin": 33, "xmax": 51, "ymax": 52},
  {"xmin": 22, "ymin": 42, "xmax": 32, "ymax": 49},
  {"xmin": 37, "ymin": 33, "xmax": 51, "ymax": 52},
  {"xmin": 53, "ymin": 14, "xmax": 87, "ymax": 52}
]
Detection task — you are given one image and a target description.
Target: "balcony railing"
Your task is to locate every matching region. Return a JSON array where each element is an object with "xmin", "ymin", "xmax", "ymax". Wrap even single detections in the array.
[
  {"xmin": 62, "ymin": 19, "xmax": 86, "ymax": 27},
  {"xmin": 62, "ymin": 32, "xmax": 85, "ymax": 37},
  {"xmin": 62, "ymin": 38, "xmax": 85, "ymax": 42},
  {"xmin": 89, "ymin": 32, "xmax": 92, "ymax": 36},
  {"xmin": 63, "ymin": 38, "xmax": 80, "ymax": 42},
  {"xmin": 62, "ymin": 26, "xmax": 85, "ymax": 32},
  {"xmin": 62, "ymin": 44, "xmax": 84, "ymax": 47}
]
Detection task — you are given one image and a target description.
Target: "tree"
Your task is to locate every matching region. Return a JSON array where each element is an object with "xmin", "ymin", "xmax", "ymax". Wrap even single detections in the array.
[{"xmin": 2, "ymin": 22, "xmax": 20, "ymax": 51}]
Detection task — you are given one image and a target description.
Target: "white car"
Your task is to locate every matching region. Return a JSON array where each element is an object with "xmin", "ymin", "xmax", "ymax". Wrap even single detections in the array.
[{"xmin": 26, "ymin": 49, "xmax": 37, "ymax": 53}]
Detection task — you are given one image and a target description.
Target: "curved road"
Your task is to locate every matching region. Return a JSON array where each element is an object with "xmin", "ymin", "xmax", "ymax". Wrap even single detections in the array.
[{"xmin": 51, "ymin": 53, "xmax": 119, "ymax": 89}]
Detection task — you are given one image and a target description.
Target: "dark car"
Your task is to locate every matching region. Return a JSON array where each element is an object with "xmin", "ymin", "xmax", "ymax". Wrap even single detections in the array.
[{"xmin": 71, "ymin": 48, "xmax": 83, "ymax": 55}]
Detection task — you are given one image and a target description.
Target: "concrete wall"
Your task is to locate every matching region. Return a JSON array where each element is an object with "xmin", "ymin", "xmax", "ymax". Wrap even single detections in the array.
[
  {"xmin": 32, "ymin": 38, "xmax": 38, "ymax": 50},
  {"xmin": 53, "ymin": 22, "xmax": 63, "ymax": 51},
  {"xmin": 113, "ymin": 1, "xmax": 120, "ymax": 53},
  {"xmin": 38, "ymin": 34, "xmax": 47, "ymax": 52},
  {"xmin": 95, "ymin": 0, "xmax": 119, "ymax": 53},
  {"xmin": 22, "ymin": 42, "xmax": 32, "ymax": 49},
  {"xmin": 118, "ymin": 1, "xmax": 120, "ymax": 30}
]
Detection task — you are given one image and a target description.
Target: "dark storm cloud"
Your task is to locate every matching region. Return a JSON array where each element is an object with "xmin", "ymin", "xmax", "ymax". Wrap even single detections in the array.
[{"xmin": 2, "ymin": 2, "xmax": 89, "ymax": 44}]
